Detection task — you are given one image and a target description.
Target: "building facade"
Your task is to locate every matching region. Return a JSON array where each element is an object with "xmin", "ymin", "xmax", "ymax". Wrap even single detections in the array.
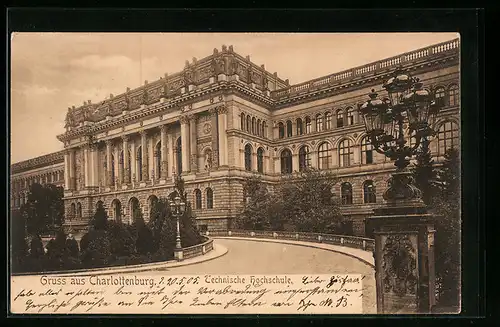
[{"xmin": 11, "ymin": 39, "xmax": 460, "ymax": 236}]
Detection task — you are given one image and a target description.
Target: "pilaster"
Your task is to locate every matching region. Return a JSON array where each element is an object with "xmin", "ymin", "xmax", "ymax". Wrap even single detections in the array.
[
  {"xmin": 217, "ymin": 105, "xmax": 228, "ymax": 166},
  {"xmin": 209, "ymin": 107, "xmax": 219, "ymax": 168},
  {"xmin": 189, "ymin": 115, "xmax": 198, "ymax": 172},
  {"xmin": 160, "ymin": 125, "xmax": 168, "ymax": 179},
  {"xmin": 122, "ymin": 135, "xmax": 130, "ymax": 184},
  {"xmin": 140, "ymin": 129, "xmax": 149, "ymax": 181},
  {"xmin": 180, "ymin": 115, "xmax": 191, "ymax": 174}
]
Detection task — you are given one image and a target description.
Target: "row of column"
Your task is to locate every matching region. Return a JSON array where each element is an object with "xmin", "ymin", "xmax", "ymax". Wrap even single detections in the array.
[
  {"xmin": 12, "ymin": 171, "xmax": 63, "ymax": 191},
  {"xmin": 63, "ymin": 105, "xmax": 229, "ymax": 191}
]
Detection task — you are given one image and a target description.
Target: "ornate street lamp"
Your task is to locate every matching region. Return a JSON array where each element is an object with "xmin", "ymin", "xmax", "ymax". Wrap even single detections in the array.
[
  {"xmin": 359, "ymin": 67, "xmax": 442, "ymax": 314},
  {"xmin": 169, "ymin": 193, "xmax": 186, "ymax": 261}
]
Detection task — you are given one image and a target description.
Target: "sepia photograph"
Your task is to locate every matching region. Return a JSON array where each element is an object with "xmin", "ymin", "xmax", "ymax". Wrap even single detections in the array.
[{"xmin": 9, "ymin": 32, "xmax": 461, "ymax": 315}]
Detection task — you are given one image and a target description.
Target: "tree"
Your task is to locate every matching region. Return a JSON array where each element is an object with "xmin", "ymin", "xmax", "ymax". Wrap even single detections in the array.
[
  {"xmin": 235, "ymin": 169, "xmax": 344, "ymax": 233},
  {"xmin": 11, "ymin": 209, "xmax": 28, "ymax": 273},
  {"xmin": 432, "ymin": 147, "xmax": 461, "ymax": 308},
  {"xmin": 90, "ymin": 204, "xmax": 108, "ymax": 230},
  {"xmin": 22, "ymin": 183, "xmax": 64, "ymax": 235},
  {"xmin": 412, "ymin": 138, "xmax": 438, "ymax": 205},
  {"xmin": 278, "ymin": 169, "xmax": 344, "ymax": 233}
]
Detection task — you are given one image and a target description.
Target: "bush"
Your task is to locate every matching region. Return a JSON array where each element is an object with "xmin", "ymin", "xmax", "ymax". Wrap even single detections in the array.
[
  {"xmin": 80, "ymin": 229, "xmax": 112, "ymax": 268},
  {"xmin": 107, "ymin": 220, "xmax": 137, "ymax": 259}
]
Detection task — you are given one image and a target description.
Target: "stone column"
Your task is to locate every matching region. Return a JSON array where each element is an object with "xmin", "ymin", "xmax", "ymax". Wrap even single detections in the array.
[
  {"xmin": 180, "ymin": 115, "xmax": 190, "ymax": 174},
  {"xmin": 90, "ymin": 143, "xmax": 99, "ymax": 187},
  {"xmin": 140, "ymin": 130, "xmax": 149, "ymax": 181},
  {"xmin": 160, "ymin": 125, "xmax": 168, "ymax": 179},
  {"xmin": 105, "ymin": 140, "xmax": 113, "ymax": 186},
  {"xmin": 114, "ymin": 145, "xmax": 120, "ymax": 186},
  {"xmin": 64, "ymin": 150, "xmax": 70, "ymax": 190},
  {"xmin": 83, "ymin": 144, "xmax": 90, "ymax": 187},
  {"xmin": 69, "ymin": 149, "xmax": 76, "ymax": 189},
  {"xmin": 148, "ymin": 136, "xmax": 155, "ymax": 180},
  {"xmin": 209, "ymin": 107, "xmax": 219, "ymax": 168},
  {"xmin": 122, "ymin": 135, "xmax": 130, "ymax": 184},
  {"xmin": 292, "ymin": 153, "xmax": 299, "ymax": 173},
  {"xmin": 218, "ymin": 105, "xmax": 228, "ymax": 166},
  {"xmin": 167, "ymin": 132, "xmax": 174, "ymax": 178},
  {"xmin": 190, "ymin": 115, "xmax": 198, "ymax": 172},
  {"xmin": 130, "ymin": 141, "xmax": 137, "ymax": 183},
  {"xmin": 332, "ymin": 147, "xmax": 338, "ymax": 167},
  {"xmin": 353, "ymin": 145, "xmax": 361, "ymax": 165}
]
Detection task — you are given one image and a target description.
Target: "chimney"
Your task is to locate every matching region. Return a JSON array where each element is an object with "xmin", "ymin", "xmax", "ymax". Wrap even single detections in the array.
[
  {"xmin": 126, "ymin": 87, "xmax": 130, "ymax": 92},
  {"xmin": 185, "ymin": 60, "xmax": 190, "ymax": 67},
  {"xmin": 144, "ymin": 80, "xmax": 148, "ymax": 85},
  {"xmin": 246, "ymin": 55, "xmax": 250, "ymax": 61},
  {"xmin": 110, "ymin": 93, "xmax": 114, "ymax": 98},
  {"xmin": 285, "ymin": 79, "xmax": 289, "ymax": 85},
  {"xmin": 273, "ymin": 72, "xmax": 277, "ymax": 77},
  {"xmin": 192, "ymin": 57, "xmax": 197, "ymax": 64},
  {"xmin": 229, "ymin": 45, "xmax": 233, "ymax": 52}
]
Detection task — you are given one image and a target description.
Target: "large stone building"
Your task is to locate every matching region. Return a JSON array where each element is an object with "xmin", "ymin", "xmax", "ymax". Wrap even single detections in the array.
[{"xmin": 10, "ymin": 38, "xmax": 460, "ymax": 236}]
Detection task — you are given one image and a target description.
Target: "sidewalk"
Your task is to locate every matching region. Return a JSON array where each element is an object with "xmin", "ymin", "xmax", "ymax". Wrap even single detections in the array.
[
  {"xmin": 14, "ymin": 244, "xmax": 228, "ymax": 277},
  {"xmin": 214, "ymin": 236, "xmax": 375, "ymax": 268}
]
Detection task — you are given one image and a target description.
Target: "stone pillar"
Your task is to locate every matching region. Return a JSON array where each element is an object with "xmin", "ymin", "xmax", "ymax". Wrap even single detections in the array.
[
  {"xmin": 218, "ymin": 105, "xmax": 228, "ymax": 166},
  {"xmin": 122, "ymin": 135, "xmax": 130, "ymax": 184},
  {"xmin": 167, "ymin": 132, "xmax": 174, "ymax": 178},
  {"xmin": 83, "ymin": 144, "xmax": 90, "ymax": 187},
  {"xmin": 180, "ymin": 115, "xmax": 190, "ymax": 174},
  {"xmin": 140, "ymin": 130, "xmax": 149, "ymax": 181},
  {"xmin": 190, "ymin": 115, "xmax": 198, "ymax": 172},
  {"xmin": 105, "ymin": 140, "xmax": 113, "ymax": 186},
  {"xmin": 64, "ymin": 150, "xmax": 70, "ymax": 190},
  {"xmin": 332, "ymin": 148, "xmax": 338, "ymax": 167},
  {"xmin": 114, "ymin": 145, "xmax": 120, "ymax": 186},
  {"xmin": 90, "ymin": 143, "xmax": 99, "ymax": 187},
  {"xmin": 148, "ymin": 136, "xmax": 155, "ymax": 180},
  {"xmin": 353, "ymin": 145, "xmax": 361, "ymax": 165},
  {"xmin": 292, "ymin": 153, "xmax": 299, "ymax": 173},
  {"xmin": 160, "ymin": 125, "xmax": 168, "ymax": 179},
  {"xmin": 130, "ymin": 141, "xmax": 137, "ymax": 183},
  {"xmin": 209, "ymin": 107, "xmax": 219, "ymax": 168}
]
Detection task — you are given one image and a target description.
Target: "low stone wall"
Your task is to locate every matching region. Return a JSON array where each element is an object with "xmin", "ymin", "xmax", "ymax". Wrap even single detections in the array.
[{"xmin": 204, "ymin": 230, "xmax": 375, "ymax": 252}]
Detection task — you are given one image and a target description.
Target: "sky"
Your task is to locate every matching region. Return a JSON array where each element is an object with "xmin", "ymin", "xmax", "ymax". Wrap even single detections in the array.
[{"xmin": 10, "ymin": 32, "xmax": 459, "ymax": 164}]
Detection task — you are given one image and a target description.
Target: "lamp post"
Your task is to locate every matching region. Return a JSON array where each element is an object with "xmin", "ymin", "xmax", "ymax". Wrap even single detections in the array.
[
  {"xmin": 169, "ymin": 192, "xmax": 186, "ymax": 261},
  {"xmin": 359, "ymin": 67, "xmax": 442, "ymax": 314}
]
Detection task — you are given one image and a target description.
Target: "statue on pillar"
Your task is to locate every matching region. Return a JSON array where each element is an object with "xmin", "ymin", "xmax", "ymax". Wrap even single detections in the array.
[{"xmin": 204, "ymin": 149, "xmax": 213, "ymax": 171}]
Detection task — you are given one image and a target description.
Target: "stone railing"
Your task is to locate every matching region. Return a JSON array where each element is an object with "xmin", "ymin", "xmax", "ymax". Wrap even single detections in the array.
[
  {"xmin": 271, "ymin": 38, "xmax": 460, "ymax": 100},
  {"xmin": 204, "ymin": 229, "xmax": 374, "ymax": 252},
  {"xmin": 181, "ymin": 236, "xmax": 215, "ymax": 260}
]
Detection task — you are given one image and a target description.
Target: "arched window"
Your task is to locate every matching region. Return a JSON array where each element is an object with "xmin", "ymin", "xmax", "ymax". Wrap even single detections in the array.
[
  {"xmin": 305, "ymin": 116, "xmax": 312, "ymax": 134},
  {"xmin": 437, "ymin": 121, "xmax": 459, "ymax": 156},
  {"xmin": 246, "ymin": 116, "xmax": 251, "ymax": 132},
  {"xmin": 257, "ymin": 119, "xmax": 261, "ymax": 136},
  {"xmin": 70, "ymin": 203, "xmax": 76, "ymax": 218},
  {"xmin": 261, "ymin": 121, "xmax": 266, "ymax": 138},
  {"xmin": 176, "ymin": 137, "xmax": 182, "ymax": 175},
  {"xmin": 448, "ymin": 84, "xmax": 459, "ymax": 107},
  {"xmin": 281, "ymin": 149, "xmax": 293, "ymax": 174},
  {"xmin": 257, "ymin": 147, "xmax": 264, "ymax": 173},
  {"xmin": 278, "ymin": 122, "xmax": 285, "ymax": 139},
  {"xmin": 252, "ymin": 117, "xmax": 256, "ymax": 135},
  {"xmin": 361, "ymin": 137, "xmax": 374, "ymax": 164},
  {"xmin": 316, "ymin": 114, "xmax": 323, "ymax": 132},
  {"xmin": 336, "ymin": 109, "xmax": 344, "ymax": 128},
  {"xmin": 339, "ymin": 139, "xmax": 353, "ymax": 167},
  {"xmin": 76, "ymin": 202, "xmax": 82, "ymax": 218},
  {"xmin": 130, "ymin": 197, "xmax": 141, "ymax": 222},
  {"xmin": 244, "ymin": 144, "xmax": 252, "ymax": 171},
  {"xmin": 286, "ymin": 120, "xmax": 293, "ymax": 137},
  {"xmin": 194, "ymin": 189, "xmax": 202, "ymax": 209},
  {"xmin": 318, "ymin": 142, "xmax": 330, "ymax": 170},
  {"xmin": 363, "ymin": 180, "xmax": 376, "ymax": 203},
  {"xmin": 112, "ymin": 199, "xmax": 122, "ymax": 223},
  {"xmin": 241, "ymin": 113, "xmax": 245, "ymax": 130},
  {"xmin": 341, "ymin": 183, "xmax": 353, "ymax": 205},
  {"xmin": 111, "ymin": 153, "xmax": 116, "ymax": 183},
  {"xmin": 299, "ymin": 146, "xmax": 311, "ymax": 172},
  {"xmin": 296, "ymin": 118, "xmax": 303, "ymax": 135},
  {"xmin": 206, "ymin": 188, "xmax": 214, "ymax": 209},
  {"xmin": 325, "ymin": 112, "xmax": 332, "ymax": 130},
  {"xmin": 155, "ymin": 142, "xmax": 161, "ymax": 179},
  {"xmin": 434, "ymin": 87, "xmax": 446, "ymax": 107},
  {"xmin": 347, "ymin": 107, "xmax": 355, "ymax": 125}
]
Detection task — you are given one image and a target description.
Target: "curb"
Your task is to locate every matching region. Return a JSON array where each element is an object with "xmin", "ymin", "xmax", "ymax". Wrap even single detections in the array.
[{"xmin": 214, "ymin": 236, "xmax": 375, "ymax": 268}]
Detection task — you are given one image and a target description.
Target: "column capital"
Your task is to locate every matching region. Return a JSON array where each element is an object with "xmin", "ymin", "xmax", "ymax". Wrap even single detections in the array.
[
  {"xmin": 208, "ymin": 106, "xmax": 218, "ymax": 116},
  {"xmin": 105, "ymin": 139, "xmax": 114, "ymax": 146},
  {"xmin": 121, "ymin": 135, "xmax": 130, "ymax": 142},
  {"xmin": 160, "ymin": 124, "xmax": 169, "ymax": 133},
  {"xmin": 179, "ymin": 115, "xmax": 190, "ymax": 125},
  {"xmin": 139, "ymin": 129, "xmax": 148, "ymax": 136},
  {"xmin": 217, "ymin": 104, "xmax": 228, "ymax": 115}
]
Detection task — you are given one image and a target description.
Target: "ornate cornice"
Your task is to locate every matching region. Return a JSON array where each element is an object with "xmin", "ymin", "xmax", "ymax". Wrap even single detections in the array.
[{"xmin": 11, "ymin": 150, "xmax": 65, "ymax": 174}]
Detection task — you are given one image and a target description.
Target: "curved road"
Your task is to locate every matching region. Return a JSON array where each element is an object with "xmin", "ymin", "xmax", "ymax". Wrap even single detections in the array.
[{"xmin": 136, "ymin": 238, "xmax": 376, "ymax": 313}]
